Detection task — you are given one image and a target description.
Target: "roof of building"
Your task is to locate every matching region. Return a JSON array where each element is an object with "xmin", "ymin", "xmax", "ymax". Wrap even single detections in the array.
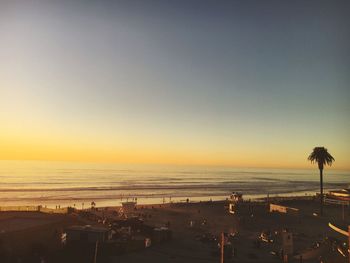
[
  {"xmin": 329, "ymin": 188, "xmax": 350, "ymax": 198},
  {"xmin": 66, "ymin": 225, "xmax": 110, "ymax": 233},
  {"xmin": 122, "ymin": 201, "xmax": 137, "ymax": 206}
]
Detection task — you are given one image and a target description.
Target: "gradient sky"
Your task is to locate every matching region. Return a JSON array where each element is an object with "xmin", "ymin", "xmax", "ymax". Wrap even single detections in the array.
[{"xmin": 1, "ymin": 0, "xmax": 349, "ymax": 169}]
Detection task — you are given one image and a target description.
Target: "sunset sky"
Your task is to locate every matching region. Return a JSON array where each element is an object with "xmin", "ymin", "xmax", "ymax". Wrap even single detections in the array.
[{"xmin": 1, "ymin": 1, "xmax": 349, "ymax": 169}]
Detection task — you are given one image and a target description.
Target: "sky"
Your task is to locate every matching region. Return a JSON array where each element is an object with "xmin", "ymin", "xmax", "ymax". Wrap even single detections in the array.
[{"xmin": 0, "ymin": 0, "xmax": 349, "ymax": 169}]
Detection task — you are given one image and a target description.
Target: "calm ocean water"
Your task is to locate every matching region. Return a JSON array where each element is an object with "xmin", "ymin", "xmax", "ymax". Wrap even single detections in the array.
[{"xmin": 0, "ymin": 161, "xmax": 349, "ymax": 208}]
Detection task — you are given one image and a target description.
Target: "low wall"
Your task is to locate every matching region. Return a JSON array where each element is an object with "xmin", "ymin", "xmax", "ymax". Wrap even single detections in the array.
[
  {"xmin": 0, "ymin": 206, "xmax": 39, "ymax": 212},
  {"xmin": 0, "ymin": 206, "xmax": 69, "ymax": 214},
  {"xmin": 39, "ymin": 207, "xmax": 69, "ymax": 214}
]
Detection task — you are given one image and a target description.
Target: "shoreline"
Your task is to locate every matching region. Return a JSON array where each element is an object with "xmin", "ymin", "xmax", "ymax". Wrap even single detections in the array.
[{"xmin": 0, "ymin": 193, "xmax": 318, "ymax": 212}]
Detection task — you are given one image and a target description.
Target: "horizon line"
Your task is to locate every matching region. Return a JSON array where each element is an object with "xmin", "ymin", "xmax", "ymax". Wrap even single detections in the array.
[{"xmin": 1, "ymin": 158, "xmax": 349, "ymax": 171}]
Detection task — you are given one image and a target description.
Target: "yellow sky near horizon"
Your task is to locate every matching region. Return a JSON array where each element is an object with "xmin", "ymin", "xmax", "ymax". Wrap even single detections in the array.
[
  {"xmin": 1, "ymin": 96, "xmax": 348, "ymax": 170},
  {"xmin": 1, "ymin": 127, "xmax": 348, "ymax": 170}
]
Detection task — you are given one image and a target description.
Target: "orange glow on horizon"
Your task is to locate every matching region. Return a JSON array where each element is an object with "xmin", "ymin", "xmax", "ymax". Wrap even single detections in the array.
[{"xmin": 1, "ymin": 133, "xmax": 349, "ymax": 170}]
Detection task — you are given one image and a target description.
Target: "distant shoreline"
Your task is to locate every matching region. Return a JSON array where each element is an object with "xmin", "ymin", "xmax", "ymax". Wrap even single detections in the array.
[{"xmin": 0, "ymin": 193, "xmax": 319, "ymax": 212}]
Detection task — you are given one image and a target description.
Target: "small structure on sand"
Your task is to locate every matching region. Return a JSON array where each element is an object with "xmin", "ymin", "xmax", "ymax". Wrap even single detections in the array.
[
  {"xmin": 269, "ymin": 204, "xmax": 299, "ymax": 215},
  {"xmin": 65, "ymin": 225, "xmax": 112, "ymax": 244},
  {"xmin": 228, "ymin": 192, "xmax": 243, "ymax": 214},
  {"xmin": 152, "ymin": 227, "xmax": 172, "ymax": 243},
  {"xmin": 121, "ymin": 201, "xmax": 137, "ymax": 214}
]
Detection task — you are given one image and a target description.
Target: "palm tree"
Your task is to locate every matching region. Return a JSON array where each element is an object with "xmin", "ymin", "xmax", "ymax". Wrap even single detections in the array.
[{"xmin": 308, "ymin": 147, "xmax": 335, "ymax": 215}]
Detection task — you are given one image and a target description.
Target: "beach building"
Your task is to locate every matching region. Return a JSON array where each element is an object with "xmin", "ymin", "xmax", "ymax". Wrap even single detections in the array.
[
  {"xmin": 327, "ymin": 188, "xmax": 350, "ymax": 200},
  {"xmin": 324, "ymin": 189, "xmax": 350, "ymax": 222},
  {"xmin": 230, "ymin": 192, "xmax": 243, "ymax": 203},
  {"xmin": 65, "ymin": 225, "xmax": 112, "ymax": 243},
  {"xmin": 152, "ymin": 227, "xmax": 172, "ymax": 243},
  {"xmin": 121, "ymin": 201, "xmax": 137, "ymax": 213},
  {"xmin": 228, "ymin": 192, "xmax": 243, "ymax": 214}
]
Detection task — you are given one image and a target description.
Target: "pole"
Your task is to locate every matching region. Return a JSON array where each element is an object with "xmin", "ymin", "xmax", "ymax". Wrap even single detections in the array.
[
  {"xmin": 220, "ymin": 232, "xmax": 224, "ymax": 263},
  {"xmin": 342, "ymin": 203, "xmax": 345, "ymax": 221},
  {"xmin": 348, "ymin": 226, "xmax": 350, "ymax": 263},
  {"xmin": 94, "ymin": 240, "xmax": 98, "ymax": 263},
  {"xmin": 320, "ymin": 168, "xmax": 323, "ymax": 216}
]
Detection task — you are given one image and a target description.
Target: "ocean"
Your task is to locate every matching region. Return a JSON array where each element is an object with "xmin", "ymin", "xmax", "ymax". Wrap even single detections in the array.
[{"xmin": 0, "ymin": 161, "xmax": 349, "ymax": 208}]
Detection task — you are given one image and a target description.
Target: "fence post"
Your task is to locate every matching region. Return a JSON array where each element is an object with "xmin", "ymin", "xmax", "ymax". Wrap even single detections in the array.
[
  {"xmin": 94, "ymin": 240, "xmax": 99, "ymax": 263},
  {"xmin": 221, "ymin": 232, "xmax": 224, "ymax": 263}
]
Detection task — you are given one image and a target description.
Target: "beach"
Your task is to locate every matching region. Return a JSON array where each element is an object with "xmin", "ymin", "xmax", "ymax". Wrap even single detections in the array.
[
  {"xmin": 0, "ymin": 197, "xmax": 349, "ymax": 262},
  {"xmin": 1, "ymin": 162, "xmax": 349, "ymax": 262}
]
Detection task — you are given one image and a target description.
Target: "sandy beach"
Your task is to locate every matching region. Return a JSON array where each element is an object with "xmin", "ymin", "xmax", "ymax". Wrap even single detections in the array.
[
  {"xmin": 111, "ymin": 199, "xmax": 349, "ymax": 263},
  {"xmin": 0, "ymin": 197, "xmax": 349, "ymax": 263}
]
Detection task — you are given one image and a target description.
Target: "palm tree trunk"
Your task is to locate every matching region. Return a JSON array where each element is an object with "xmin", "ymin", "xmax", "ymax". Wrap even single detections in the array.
[{"xmin": 320, "ymin": 168, "xmax": 323, "ymax": 215}]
